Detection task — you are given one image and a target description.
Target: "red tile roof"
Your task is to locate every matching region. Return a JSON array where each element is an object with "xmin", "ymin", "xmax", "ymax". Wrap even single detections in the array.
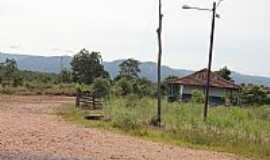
[{"xmin": 169, "ymin": 68, "xmax": 239, "ymax": 90}]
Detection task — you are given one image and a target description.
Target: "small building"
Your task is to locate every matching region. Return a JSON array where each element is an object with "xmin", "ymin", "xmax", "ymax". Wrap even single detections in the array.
[{"xmin": 168, "ymin": 69, "xmax": 240, "ymax": 105}]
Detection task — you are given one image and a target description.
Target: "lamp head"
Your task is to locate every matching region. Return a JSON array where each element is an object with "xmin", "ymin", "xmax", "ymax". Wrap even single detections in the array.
[{"xmin": 182, "ymin": 5, "xmax": 192, "ymax": 9}]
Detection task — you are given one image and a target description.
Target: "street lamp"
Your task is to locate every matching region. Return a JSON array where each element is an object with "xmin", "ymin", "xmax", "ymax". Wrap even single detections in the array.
[
  {"xmin": 182, "ymin": 0, "xmax": 224, "ymax": 121},
  {"xmin": 182, "ymin": 5, "xmax": 211, "ymax": 11}
]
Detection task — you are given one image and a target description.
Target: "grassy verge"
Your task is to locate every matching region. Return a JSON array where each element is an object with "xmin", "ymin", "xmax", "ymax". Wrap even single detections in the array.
[
  {"xmin": 0, "ymin": 83, "xmax": 77, "ymax": 96},
  {"xmin": 56, "ymin": 96, "xmax": 270, "ymax": 160}
]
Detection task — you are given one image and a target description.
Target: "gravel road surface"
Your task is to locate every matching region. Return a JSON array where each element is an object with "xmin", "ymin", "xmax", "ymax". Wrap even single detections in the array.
[
  {"xmin": 0, "ymin": 95, "xmax": 246, "ymax": 160},
  {"xmin": 0, "ymin": 152, "xmax": 92, "ymax": 160}
]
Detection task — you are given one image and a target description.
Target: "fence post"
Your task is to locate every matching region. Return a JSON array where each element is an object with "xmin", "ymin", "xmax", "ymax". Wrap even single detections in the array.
[
  {"xmin": 92, "ymin": 94, "xmax": 96, "ymax": 109},
  {"xmin": 76, "ymin": 91, "xmax": 80, "ymax": 107}
]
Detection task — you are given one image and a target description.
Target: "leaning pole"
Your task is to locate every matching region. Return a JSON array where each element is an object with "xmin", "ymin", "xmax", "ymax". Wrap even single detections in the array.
[{"xmin": 156, "ymin": 0, "xmax": 163, "ymax": 127}]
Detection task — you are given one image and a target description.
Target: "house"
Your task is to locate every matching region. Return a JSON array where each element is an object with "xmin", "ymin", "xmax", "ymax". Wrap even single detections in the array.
[{"xmin": 168, "ymin": 69, "xmax": 240, "ymax": 105}]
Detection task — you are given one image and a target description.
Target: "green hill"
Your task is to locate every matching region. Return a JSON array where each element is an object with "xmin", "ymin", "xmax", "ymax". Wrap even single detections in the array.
[{"xmin": 1, "ymin": 52, "xmax": 270, "ymax": 86}]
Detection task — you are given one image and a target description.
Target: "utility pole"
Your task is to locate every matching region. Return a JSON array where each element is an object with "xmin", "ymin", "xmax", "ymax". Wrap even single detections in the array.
[
  {"xmin": 182, "ymin": 1, "xmax": 223, "ymax": 121},
  {"xmin": 204, "ymin": 2, "xmax": 217, "ymax": 121},
  {"xmin": 157, "ymin": 0, "xmax": 163, "ymax": 126}
]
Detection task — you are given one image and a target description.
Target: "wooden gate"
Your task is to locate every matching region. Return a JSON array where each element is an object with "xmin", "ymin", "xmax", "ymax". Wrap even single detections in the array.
[{"xmin": 75, "ymin": 92, "xmax": 103, "ymax": 110}]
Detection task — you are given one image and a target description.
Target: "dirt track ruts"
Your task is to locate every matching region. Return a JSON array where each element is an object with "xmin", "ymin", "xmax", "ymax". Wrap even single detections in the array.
[{"xmin": 0, "ymin": 95, "xmax": 246, "ymax": 160}]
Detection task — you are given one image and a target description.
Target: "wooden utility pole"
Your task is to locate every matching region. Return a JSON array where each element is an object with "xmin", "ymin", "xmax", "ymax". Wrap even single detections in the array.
[
  {"xmin": 157, "ymin": 0, "xmax": 163, "ymax": 126},
  {"xmin": 204, "ymin": 2, "xmax": 217, "ymax": 121}
]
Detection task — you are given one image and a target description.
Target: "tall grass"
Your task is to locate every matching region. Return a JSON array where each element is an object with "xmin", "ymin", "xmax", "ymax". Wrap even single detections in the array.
[
  {"xmin": 0, "ymin": 83, "xmax": 77, "ymax": 96},
  {"xmin": 61, "ymin": 96, "xmax": 270, "ymax": 159}
]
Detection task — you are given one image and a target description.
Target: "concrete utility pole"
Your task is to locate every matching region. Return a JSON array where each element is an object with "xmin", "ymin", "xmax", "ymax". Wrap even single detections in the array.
[
  {"xmin": 182, "ymin": 0, "xmax": 223, "ymax": 121},
  {"xmin": 204, "ymin": 2, "xmax": 217, "ymax": 121},
  {"xmin": 157, "ymin": 0, "xmax": 163, "ymax": 126}
]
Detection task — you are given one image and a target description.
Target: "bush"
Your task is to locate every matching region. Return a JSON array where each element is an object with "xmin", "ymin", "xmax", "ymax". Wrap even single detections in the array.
[
  {"xmin": 13, "ymin": 76, "xmax": 23, "ymax": 87},
  {"xmin": 91, "ymin": 78, "xmax": 111, "ymax": 98},
  {"xmin": 133, "ymin": 78, "xmax": 155, "ymax": 97},
  {"xmin": 191, "ymin": 90, "xmax": 204, "ymax": 103},
  {"xmin": 75, "ymin": 83, "xmax": 91, "ymax": 93},
  {"xmin": 113, "ymin": 77, "xmax": 133, "ymax": 96},
  {"xmin": 0, "ymin": 86, "xmax": 15, "ymax": 95},
  {"xmin": 240, "ymin": 84, "xmax": 269, "ymax": 105}
]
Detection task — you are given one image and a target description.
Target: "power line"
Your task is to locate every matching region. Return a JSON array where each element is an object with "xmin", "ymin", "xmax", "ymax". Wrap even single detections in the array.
[{"xmin": 216, "ymin": 0, "xmax": 225, "ymax": 9}]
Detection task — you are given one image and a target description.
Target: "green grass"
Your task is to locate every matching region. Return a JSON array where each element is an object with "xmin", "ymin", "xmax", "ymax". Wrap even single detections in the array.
[{"xmin": 57, "ymin": 96, "xmax": 270, "ymax": 160}]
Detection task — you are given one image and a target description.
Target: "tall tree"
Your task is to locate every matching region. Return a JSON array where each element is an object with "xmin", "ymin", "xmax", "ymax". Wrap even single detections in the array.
[
  {"xmin": 216, "ymin": 66, "xmax": 232, "ymax": 81},
  {"xmin": 119, "ymin": 58, "xmax": 141, "ymax": 78},
  {"xmin": 71, "ymin": 49, "xmax": 108, "ymax": 84}
]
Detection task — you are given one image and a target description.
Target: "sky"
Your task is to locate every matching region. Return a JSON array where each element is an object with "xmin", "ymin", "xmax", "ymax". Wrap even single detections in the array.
[{"xmin": 0, "ymin": 0, "xmax": 269, "ymax": 77}]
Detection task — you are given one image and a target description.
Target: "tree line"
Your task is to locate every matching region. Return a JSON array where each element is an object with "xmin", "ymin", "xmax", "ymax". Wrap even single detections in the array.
[{"xmin": 0, "ymin": 49, "xmax": 269, "ymax": 105}]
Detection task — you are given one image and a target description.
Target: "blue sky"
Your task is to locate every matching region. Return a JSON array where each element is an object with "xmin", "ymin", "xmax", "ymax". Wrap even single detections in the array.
[{"xmin": 0, "ymin": 0, "xmax": 269, "ymax": 76}]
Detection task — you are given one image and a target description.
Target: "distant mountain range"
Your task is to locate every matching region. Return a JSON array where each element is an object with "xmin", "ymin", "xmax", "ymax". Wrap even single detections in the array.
[{"xmin": 1, "ymin": 52, "xmax": 270, "ymax": 87}]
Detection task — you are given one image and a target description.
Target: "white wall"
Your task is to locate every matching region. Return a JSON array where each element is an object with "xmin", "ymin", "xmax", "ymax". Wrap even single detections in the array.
[{"xmin": 182, "ymin": 85, "xmax": 231, "ymax": 97}]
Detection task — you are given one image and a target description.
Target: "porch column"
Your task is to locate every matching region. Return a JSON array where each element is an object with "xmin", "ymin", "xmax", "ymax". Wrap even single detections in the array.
[
  {"xmin": 180, "ymin": 85, "xmax": 184, "ymax": 101},
  {"xmin": 237, "ymin": 89, "xmax": 241, "ymax": 106},
  {"xmin": 169, "ymin": 84, "xmax": 173, "ymax": 97}
]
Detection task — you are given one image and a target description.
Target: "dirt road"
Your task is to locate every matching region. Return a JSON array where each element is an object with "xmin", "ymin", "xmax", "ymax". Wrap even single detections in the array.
[{"xmin": 0, "ymin": 95, "xmax": 245, "ymax": 160}]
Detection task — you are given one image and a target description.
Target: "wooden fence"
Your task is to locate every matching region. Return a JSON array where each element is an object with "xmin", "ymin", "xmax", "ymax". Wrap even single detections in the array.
[{"xmin": 75, "ymin": 92, "xmax": 103, "ymax": 110}]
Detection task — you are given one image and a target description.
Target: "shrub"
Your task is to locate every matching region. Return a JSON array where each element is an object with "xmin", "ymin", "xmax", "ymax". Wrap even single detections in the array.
[
  {"xmin": 191, "ymin": 90, "xmax": 204, "ymax": 103},
  {"xmin": 75, "ymin": 83, "xmax": 91, "ymax": 93},
  {"xmin": 133, "ymin": 78, "xmax": 155, "ymax": 97},
  {"xmin": 113, "ymin": 77, "xmax": 133, "ymax": 96},
  {"xmin": 240, "ymin": 84, "xmax": 268, "ymax": 105},
  {"xmin": 13, "ymin": 76, "xmax": 23, "ymax": 87},
  {"xmin": 91, "ymin": 78, "xmax": 111, "ymax": 98},
  {"xmin": 0, "ymin": 86, "xmax": 15, "ymax": 95}
]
